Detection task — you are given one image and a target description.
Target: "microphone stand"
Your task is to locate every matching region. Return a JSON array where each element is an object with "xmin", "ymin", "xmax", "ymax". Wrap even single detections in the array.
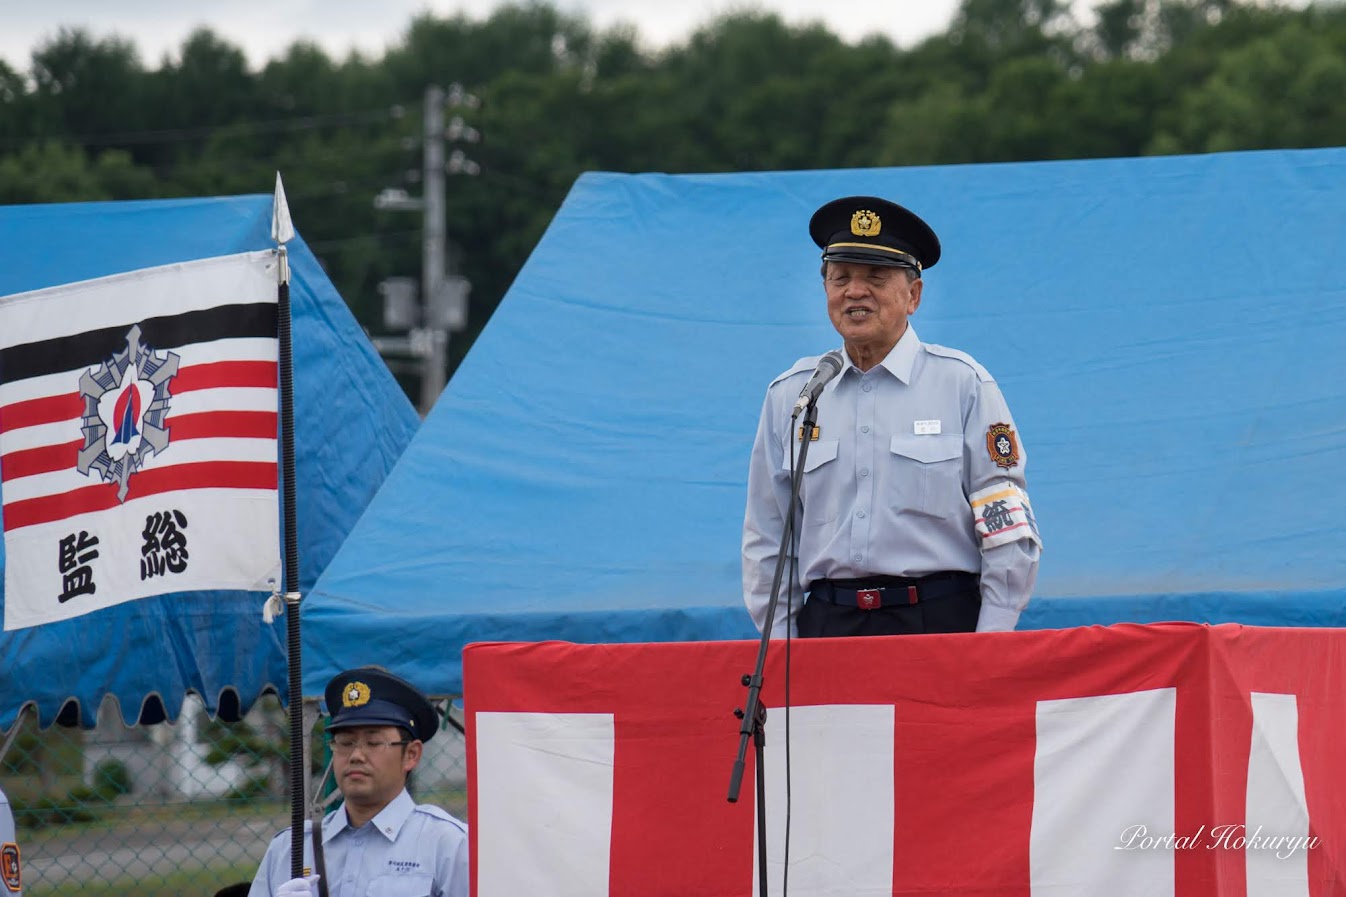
[{"xmin": 728, "ymin": 397, "xmax": 819, "ymax": 897}]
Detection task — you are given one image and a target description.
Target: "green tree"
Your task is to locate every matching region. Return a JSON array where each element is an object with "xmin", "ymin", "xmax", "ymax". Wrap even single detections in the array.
[
  {"xmin": 1151, "ymin": 18, "xmax": 1346, "ymax": 153},
  {"xmin": 0, "ymin": 141, "xmax": 157, "ymax": 203},
  {"xmin": 27, "ymin": 28, "xmax": 149, "ymax": 142}
]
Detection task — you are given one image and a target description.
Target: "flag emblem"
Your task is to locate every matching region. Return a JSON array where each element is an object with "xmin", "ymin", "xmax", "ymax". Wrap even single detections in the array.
[{"xmin": 78, "ymin": 324, "xmax": 180, "ymax": 501}]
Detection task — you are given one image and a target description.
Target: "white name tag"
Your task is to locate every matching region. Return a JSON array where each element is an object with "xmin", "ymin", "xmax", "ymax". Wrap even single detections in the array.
[{"xmin": 914, "ymin": 419, "xmax": 941, "ymax": 435}]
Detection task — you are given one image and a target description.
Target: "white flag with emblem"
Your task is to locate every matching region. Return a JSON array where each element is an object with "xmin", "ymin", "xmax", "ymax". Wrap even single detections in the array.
[{"xmin": 0, "ymin": 251, "xmax": 281, "ymax": 630}]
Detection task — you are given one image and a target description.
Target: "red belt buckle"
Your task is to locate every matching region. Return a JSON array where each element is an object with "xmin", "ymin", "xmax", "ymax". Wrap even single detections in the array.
[{"xmin": 856, "ymin": 589, "xmax": 882, "ymax": 610}]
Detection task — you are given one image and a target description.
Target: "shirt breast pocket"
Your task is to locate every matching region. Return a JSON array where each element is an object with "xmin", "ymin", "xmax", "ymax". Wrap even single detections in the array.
[
  {"xmin": 366, "ymin": 873, "xmax": 434, "ymax": 897},
  {"xmin": 889, "ymin": 434, "xmax": 962, "ymax": 516},
  {"xmin": 782, "ymin": 438, "xmax": 840, "ymax": 526}
]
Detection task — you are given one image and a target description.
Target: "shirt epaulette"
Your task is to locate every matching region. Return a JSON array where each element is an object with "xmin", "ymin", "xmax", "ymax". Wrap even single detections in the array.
[
  {"xmin": 268, "ymin": 820, "xmax": 313, "ymax": 844},
  {"xmin": 769, "ymin": 355, "xmax": 828, "ymax": 388},
  {"xmin": 415, "ymin": 804, "xmax": 467, "ymax": 830},
  {"xmin": 922, "ymin": 343, "xmax": 994, "ymax": 383}
]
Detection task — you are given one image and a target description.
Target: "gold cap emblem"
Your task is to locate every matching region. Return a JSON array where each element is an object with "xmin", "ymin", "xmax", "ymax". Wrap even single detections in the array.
[
  {"xmin": 342, "ymin": 681, "xmax": 371, "ymax": 708},
  {"xmin": 850, "ymin": 209, "xmax": 881, "ymax": 237}
]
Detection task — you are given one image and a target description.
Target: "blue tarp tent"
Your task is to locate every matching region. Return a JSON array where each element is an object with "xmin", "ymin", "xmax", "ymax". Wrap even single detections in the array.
[
  {"xmin": 0, "ymin": 195, "xmax": 419, "ymax": 728},
  {"xmin": 304, "ymin": 147, "xmax": 1346, "ymax": 699}
]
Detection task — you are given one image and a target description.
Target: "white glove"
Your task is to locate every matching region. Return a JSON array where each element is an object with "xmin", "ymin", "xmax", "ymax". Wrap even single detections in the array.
[{"xmin": 276, "ymin": 874, "xmax": 320, "ymax": 897}]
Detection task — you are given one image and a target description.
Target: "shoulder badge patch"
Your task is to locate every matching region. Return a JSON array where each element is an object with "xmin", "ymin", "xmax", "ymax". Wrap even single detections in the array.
[
  {"xmin": 2, "ymin": 842, "xmax": 20, "ymax": 892},
  {"xmin": 986, "ymin": 423, "xmax": 1020, "ymax": 469}
]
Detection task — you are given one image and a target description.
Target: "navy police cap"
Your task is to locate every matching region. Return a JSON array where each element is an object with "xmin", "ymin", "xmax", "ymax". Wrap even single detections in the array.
[
  {"xmin": 325, "ymin": 666, "xmax": 439, "ymax": 743},
  {"xmin": 809, "ymin": 195, "xmax": 941, "ymax": 272}
]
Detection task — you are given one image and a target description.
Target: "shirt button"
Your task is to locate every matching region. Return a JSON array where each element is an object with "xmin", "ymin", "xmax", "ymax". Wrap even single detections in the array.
[
  {"xmin": 863, "ymin": 384, "xmax": 873, "ymax": 392},
  {"xmin": 861, "ymin": 426, "xmax": 870, "ymax": 433},
  {"xmin": 859, "ymin": 468, "xmax": 869, "ymax": 477},
  {"xmin": 857, "ymin": 511, "xmax": 866, "ymax": 518},
  {"xmin": 854, "ymin": 554, "xmax": 863, "ymax": 562}
]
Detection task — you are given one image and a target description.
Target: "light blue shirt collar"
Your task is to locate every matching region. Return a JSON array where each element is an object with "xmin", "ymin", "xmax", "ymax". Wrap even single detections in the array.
[
  {"xmin": 833, "ymin": 324, "xmax": 921, "ymax": 389},
  {"xmin": 323, "ymin": 787, "xmax": 415, "ymax": 845}
]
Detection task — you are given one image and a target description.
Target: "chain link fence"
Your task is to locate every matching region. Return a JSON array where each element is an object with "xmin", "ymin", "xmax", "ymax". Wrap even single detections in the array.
[{"xmin": 2, "ymin": 693, "xmax": 467, "ymax": 897}]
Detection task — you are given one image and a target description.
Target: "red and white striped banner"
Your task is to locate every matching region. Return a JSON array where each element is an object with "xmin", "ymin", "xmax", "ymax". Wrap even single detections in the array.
[
  {"xmin": 465, "ymin": 624, "xmax": 1346, "ymax": 897},
  {"xmin": 0, "ymin": 251, "xmax": 281, "ymax": 630}
]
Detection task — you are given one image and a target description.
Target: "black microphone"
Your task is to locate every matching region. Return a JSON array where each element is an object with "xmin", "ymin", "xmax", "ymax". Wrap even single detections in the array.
[{"xmin": 791, "ymin": 350, "xmax": 844, "ymax": 417}]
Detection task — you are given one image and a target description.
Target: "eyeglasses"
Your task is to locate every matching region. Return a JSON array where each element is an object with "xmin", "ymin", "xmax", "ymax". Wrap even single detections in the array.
[
  {"xmin": 825, "ymin": 270, "xmax": 904, "ymax": 288},
  {"xmin": 329, "ymin": 736, "xmax": 411, "ymax": 755}
]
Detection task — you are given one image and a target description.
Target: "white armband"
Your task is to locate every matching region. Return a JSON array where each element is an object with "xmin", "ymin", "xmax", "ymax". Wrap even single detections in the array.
[{"xmin": 970, "ymin": 482, "xmax": 1041, "ymax": 549}]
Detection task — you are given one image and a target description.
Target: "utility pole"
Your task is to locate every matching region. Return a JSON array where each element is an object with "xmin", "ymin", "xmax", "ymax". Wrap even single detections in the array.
[
  {"xmin": 373, "ymin": 84, "xmax": 479, "ymax": 416},
  {"xmin": 419, "ymin": 85, "xmax": 448, "ymax": 413}
]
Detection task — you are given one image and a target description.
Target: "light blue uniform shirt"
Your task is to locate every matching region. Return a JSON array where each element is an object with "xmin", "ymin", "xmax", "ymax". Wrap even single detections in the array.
[
  {"xmin": 743, "ymin": 326, "xmax": 1041, "ymax": 637},
  {"xmin": 249, "ymin": 789, "xmax": 468, "ymax": 897}
]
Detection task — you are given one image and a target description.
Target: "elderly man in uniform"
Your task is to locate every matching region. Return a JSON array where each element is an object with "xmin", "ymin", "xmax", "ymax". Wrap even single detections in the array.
[
  {"xmin": 249, "ymin": 667, "xmax": 468, "ymax": 897},
  {"xmin": 743, "ymin": 195, "xmax": 1041, "ymax": 638}
]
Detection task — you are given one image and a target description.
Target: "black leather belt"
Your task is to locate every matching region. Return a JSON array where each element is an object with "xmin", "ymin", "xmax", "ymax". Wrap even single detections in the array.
[{"xmin": 809, "ymin": 572, "xmax": 978, "ymax": 610}]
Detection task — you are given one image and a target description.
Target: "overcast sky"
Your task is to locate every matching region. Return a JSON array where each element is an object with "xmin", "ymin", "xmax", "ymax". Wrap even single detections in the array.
[{"xmin": 0, "ymin": 1, "xmax": 969, "ymax": 71}]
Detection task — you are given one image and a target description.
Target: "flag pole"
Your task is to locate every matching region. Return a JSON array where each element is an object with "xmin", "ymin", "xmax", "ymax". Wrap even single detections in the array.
[{"xmin": 271, "ymin": 173, "xmax": 306, "ymax": 880}]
